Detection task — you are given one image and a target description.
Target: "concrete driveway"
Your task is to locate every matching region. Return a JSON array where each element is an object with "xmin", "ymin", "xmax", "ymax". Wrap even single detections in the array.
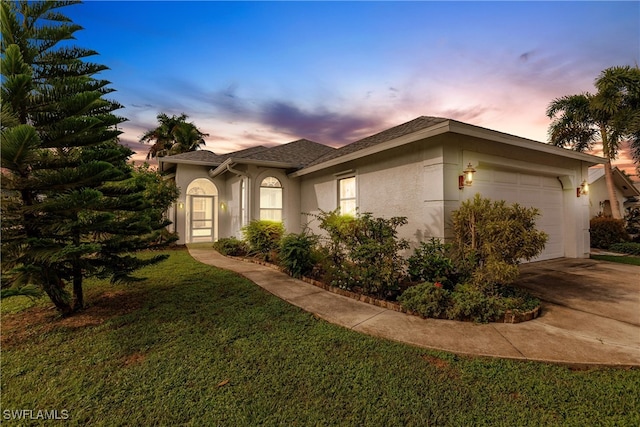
[
  {"xmin": 516, "ymin": 258, "xmax": 639, "ymax": 364},
  {"xmin": 517, "ymin": 258, "xmax": 639, "ymax": 326}
]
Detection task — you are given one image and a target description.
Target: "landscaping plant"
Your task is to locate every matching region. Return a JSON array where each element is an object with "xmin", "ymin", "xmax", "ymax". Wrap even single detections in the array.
[
  {"xmin": 608, "ymin": 242, "xmax": 640, "ymax": 255},
  {"xmin": 0, "ymin": 1, "xmax": 177, "ymax": 314},
  {"xmin": 212, "ymin": 237, "xmax": 249, "ymax": 257},
  {"xmin": 241, "ymin": 220, "xmax": 284, "ymax": 261},
  {"xmin": 451, "ymin": 195, "xmax": 548, "ymax": 291},
  {"xmin": 407, "ymin": 238, "xmax": 457, "ymax": 287},
  {"xmin": 313, "ymin": 210, "xmax": 409, "ymax": 298},
  {"xmin": 279, "ymin": 232, "xmax": 320, "ymax": 278},
  {"xmin": 624, "ymin": 207, "xmax": 640, "ymax": 241},
  {"xmin": 397, "ymin": 282, "xmax": 451, "ymax": 318},
  {"xmin": 590, "ymin": 216, "xmax": 629, "ymax": 248}
]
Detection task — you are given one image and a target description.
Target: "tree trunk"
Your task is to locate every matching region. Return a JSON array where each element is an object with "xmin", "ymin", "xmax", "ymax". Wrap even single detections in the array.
[
  {"xmin": 599, "ymin": 125, "xmax": 623, "ymax": 220},
  {"xmin": 72, "ymin": 228, "xmax": 84, "ymax": 312},
  {"xmin": 603, "ymin": 160, "xmax": 622, "ymax": 219},
  {"xmin": 43, "ymin": 282, "xmax": 73, "ymax": 317},
  {"xmin": 72, "ymin": 264, "xmax": 84, "ymax": 312}
]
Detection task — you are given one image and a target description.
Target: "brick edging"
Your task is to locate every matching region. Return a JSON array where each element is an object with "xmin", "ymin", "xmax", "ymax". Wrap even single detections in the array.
[{"xmin": 227, "ymin": 255, "xmax": 541, "ymax": 324}]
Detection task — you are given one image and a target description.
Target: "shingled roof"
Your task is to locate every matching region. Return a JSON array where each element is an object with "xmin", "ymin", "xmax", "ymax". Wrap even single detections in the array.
[
  {"xmin": 160, "ymin": 139, "xmax": 335, "ymax": 170},
  {"xmin": 305, "ymin": 116, "xmax": 447, "ymax": 167},
  {"xmin": 238, "ymin": 139, "xmax": 336, "ymax": 167},
  {"xmin": 161, "ymin": 145, "xmax": 271, "ymax": 165}
]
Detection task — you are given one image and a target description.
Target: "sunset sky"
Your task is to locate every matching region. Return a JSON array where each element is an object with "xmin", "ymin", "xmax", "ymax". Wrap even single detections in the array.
[{"xmin": 65, "ymin": 1, "xmax": 639, "ymax": 175}]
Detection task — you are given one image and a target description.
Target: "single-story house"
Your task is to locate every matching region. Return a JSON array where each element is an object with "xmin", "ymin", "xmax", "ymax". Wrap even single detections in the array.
[
  {"xmin": 587, "ymin": 166, "xmax": 640, "ymax": 218},
  {"xmin": 159, "ymin": 116, "xmax": 606, "ymax": 261}
]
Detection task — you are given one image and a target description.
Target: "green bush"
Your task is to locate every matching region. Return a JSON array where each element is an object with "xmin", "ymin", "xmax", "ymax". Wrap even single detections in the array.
[
  {"xmin": 398, "ymin": 282, "xmax": 539, "ymax": 323},
  {"xmin": 452, "ymin": 195, "xmax": 547, "ymax": 289},
  {"xmin": 407, "ymin": 238, "xmax": 456, "ymax": 286},
  {"xmin": 279, "ymin": 232, "xmax": 319, "ymax": 278},
  {"xmin": 625, "ymin": 207, "xmax": 640, "ymax": 238},
  {"xmin": 313, "ymin": 210, "xmax": 409, "ymax": 298},
  {"xmin": 397, "ymin": 282, "xmax": 451, "ymax": 318},
  {"xmin": 241, "ymin": 220, "xmax": 284, "ymax": 261},
  {"xmin": 590, "ymin": 216, "xmax": 629, "ymax": 249},
  {"xmin": 213, "ymin": 237, "xmax": 248, "ymax": 257},
  {"xmin": 446, "ymin": 284, "xmax": 503, "ymax": 323},
  {"xmin": 608, "ymin": 242, "xmax": 640, "ymax": 255}
]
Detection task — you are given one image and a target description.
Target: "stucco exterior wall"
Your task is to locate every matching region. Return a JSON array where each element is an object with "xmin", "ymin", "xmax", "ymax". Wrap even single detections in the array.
[
  {"xmin": 300, "ymin": 138, "xmax": 446, "ymax": 245},
  {"xmin": 299, "ymin": 132, "xmax": 592, "ymax": 259}
]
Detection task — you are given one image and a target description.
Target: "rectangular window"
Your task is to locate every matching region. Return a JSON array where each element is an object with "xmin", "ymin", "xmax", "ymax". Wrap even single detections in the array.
[
  {"xmin": 260, "ymin": 187, "xmax": 283, "ymax": 221},
  {"xmin": 338, "ymin": 176, "xmax": 357, "ymax": 216}
]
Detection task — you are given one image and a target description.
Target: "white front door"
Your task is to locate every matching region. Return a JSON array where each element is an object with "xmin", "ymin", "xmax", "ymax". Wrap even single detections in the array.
[{"xmin": 190, "ymin": 195, "xmax": 216, "ymax": 242}]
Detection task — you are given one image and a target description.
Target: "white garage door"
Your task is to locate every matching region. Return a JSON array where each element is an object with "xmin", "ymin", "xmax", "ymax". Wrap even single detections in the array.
[{"xmin": 472, "ymin": 169, "xmax": 564, "ymax": 261}]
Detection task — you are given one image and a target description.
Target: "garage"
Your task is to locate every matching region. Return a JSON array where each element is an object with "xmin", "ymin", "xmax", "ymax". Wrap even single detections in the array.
[{"xmin": 472, "ymin": 169, "xmax": 565, "ymax": 261}]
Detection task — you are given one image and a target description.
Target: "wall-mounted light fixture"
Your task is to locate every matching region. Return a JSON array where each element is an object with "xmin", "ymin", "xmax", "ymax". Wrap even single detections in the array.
[
  {"xmin": 459, "ymin": 162, "xmax": 476, "ymax": 189},
  {"xmin": 219, "ymin": 201, "xmax": 227, "ymax": 211},
  {"xmin": 577, "ymin": 180, "xmax": 589, "ymax": 197},
  {"xmin": 178, "ymin": 201, "xmax": 184, "ymax": 209}
]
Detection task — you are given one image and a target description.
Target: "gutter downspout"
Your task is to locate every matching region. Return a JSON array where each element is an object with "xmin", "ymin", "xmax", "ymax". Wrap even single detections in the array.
[{"xmin": 209, "ymin": 162, "xmax": 251, "ymax": 227}]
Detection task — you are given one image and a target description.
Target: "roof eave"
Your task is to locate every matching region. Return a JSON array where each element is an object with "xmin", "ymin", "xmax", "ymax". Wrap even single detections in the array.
[
  {"xmin": 449, "ymin": 121, "xmax": 608, "ymax": 166},
  {"xmin": 159, "ymin": 157, "xmax": 222, "ymax": 167},
  {"xmin": 614, "ymin": 169, "xmax": 640, "ymax": 197},
  {"xmin": 209, "ymin": 157, "xmax": 300, "ymax": 179}
]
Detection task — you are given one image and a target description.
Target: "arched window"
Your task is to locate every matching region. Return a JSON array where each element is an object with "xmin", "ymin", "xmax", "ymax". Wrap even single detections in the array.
[{"xmin": 260, "ymin": 177, "xmax": 282, "ymax": 221}]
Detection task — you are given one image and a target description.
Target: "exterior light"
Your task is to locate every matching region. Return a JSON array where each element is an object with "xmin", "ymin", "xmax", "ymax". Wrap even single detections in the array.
[
  {"xmin": 459, "ymin": 162, "xmax": 476, "ymax": 189},
  {"xmin": 219, "ymin": 201, "xmax": 226, "ymax": 211},
  {"xmin": 178, "ymin": 201, "xmax": 184, "ymax": 209},
  {"xmin": 577, "ymin": 180, "xmax": 589, "ymax": 197}
]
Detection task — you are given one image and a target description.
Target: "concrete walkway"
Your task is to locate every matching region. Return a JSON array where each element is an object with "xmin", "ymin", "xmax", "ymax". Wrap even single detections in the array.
[{"xmin": 188, "ymin": 247, "xmax": 640, "ymax": 367}]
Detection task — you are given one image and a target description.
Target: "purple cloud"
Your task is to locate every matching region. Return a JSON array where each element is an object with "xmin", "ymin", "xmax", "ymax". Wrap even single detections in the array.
[{"xmin": 259, "ymin": 100, "xmax": 383, "ymax": 145}]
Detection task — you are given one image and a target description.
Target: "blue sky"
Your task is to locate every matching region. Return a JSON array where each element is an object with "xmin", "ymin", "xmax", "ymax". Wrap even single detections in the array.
[{"xmin": 65, "ymin": 1, "xmax": 639, "ymax": 168}]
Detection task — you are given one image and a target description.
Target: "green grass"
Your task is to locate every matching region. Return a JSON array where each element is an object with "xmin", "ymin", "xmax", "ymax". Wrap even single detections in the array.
[
  {"xmin": 2, "ymin": 249, "xmax": 639, "ymax": 426},
  {"xmin": 591, "ymin": 254, "xmax": 640, "ymax": 266}
]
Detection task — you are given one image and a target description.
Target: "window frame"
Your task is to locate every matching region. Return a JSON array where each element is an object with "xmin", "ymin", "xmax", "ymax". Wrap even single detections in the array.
[
  {"xmin": 259, "ymin": 176, "xmax": 283, "ymax": 222},
  {"xmin": 338, "ymin": 175, "xmax": 357, "ymax": 216}
]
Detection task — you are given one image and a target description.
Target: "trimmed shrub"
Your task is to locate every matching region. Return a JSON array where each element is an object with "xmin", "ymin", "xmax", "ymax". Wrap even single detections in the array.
[
  {"xmin": 608, "ymin": 242, "xmax": 640, "ymax": 255},
  {"xmin": 213, "ymin": 237, "xmax": 248, "ymax": 256},
  {"xmin": 398, "ymin": 282, "xmax": 540, "ymax": 323},
  {"xmin": 242, "ymin": 220, "xmax": 284, "ymax": 261},
  {"xmin": 446, "ymin": 284, "xmax": 503, "ymax": 323},
  {"xmin": 313, "ymin": 210, "xmax": 409, "ymax": 298},
  {"xmin": 397, "ymin": 282, "xmax": 451, "ymax": 318},
  {"xmin": 590, "ymin": 216, "xmax": 628, "ymax": 249},
  {"xmin": 279, "ymin": 232, "xmax": 319, "ymax": 278},
  {"xmin": 407, "ymin": 238, "xmax": 456, "ymax": 286},
  {"xmin": 451, "ymin": 195, "xmax": 547, "ymax": 289}
]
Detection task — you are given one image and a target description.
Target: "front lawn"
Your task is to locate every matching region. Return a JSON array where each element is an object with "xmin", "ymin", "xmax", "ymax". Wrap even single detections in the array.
[
  {"xmin": 591, "ymin": 254, "xmax": 640, "ymax": 266},
  {"xmin": 2, "ymin": 249, "xmax": 638, "ymax": 425}
]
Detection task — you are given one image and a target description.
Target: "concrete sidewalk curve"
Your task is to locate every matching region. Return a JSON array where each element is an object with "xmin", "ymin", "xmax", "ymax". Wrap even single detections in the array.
[{"xmin": 188, "ymin": 247, "xmax": 640, "ymax": 367}]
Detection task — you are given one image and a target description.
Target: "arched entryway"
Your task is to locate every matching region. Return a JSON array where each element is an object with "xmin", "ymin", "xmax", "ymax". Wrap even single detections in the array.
[{"xmin": 186, "ymin": 178, "xmax": 218, "ymax": 243}]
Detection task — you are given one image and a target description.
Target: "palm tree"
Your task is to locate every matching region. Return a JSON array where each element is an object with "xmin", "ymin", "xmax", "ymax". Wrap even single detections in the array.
[
  {"xmin": 141, "ymin": 113, "xmax": 209, "ymax": 159},
  {"xmin": 547, "ymin": 65, "xmax": 640, "ymax": 219}
]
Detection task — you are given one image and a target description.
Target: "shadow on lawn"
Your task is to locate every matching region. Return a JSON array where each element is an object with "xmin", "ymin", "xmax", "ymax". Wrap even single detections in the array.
[{"xmin": 1, "ymin": 288, "xmax": 149, "ymax": 350}]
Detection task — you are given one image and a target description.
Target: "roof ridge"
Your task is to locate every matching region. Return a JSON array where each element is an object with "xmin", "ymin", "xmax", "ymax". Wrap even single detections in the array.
[{"xmin": 305, "ymin": 116, "xmax": 448, "ymax": 167}]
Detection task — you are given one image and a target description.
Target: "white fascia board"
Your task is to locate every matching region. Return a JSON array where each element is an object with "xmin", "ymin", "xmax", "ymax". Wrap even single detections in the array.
[
  {"xmin": 160, "ymin": 158, "xmax": 222, "ymax": 167},
  {"xmin": 614, "ymin": 169, "xmax": 640, "ymax": 196},
  {"xmin": 449, "ymin": 121, "xmax": 607, "ymax": 166},
  {"xmin": 208, "ymin": 157, "xmax": 298, "ymax": 179},
  {"xmin": 290, "ymin": 120, "xmax": 451, "ymax": 177}
]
